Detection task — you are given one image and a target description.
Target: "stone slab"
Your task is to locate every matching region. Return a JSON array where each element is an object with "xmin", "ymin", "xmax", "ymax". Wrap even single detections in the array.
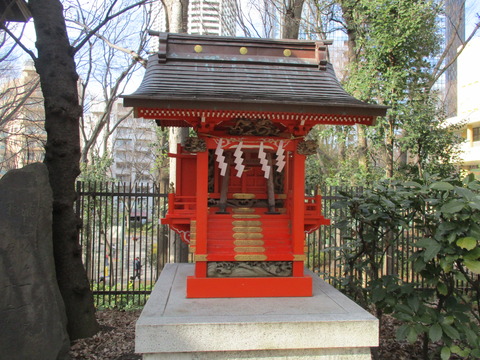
[
  {"xmin": 136, "ymin": 264, "xmax": 378, "ymax": 359},
  {"xmin": 0, "ymin": 163, "xmax": 69, "ymax": 360}
]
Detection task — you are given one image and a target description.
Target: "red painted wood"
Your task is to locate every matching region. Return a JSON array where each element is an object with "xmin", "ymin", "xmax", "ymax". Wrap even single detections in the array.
[
  {"xmin": 195, "ymin": 149, "xmax": 209, "ymax": 278},
  {"xmin": 186, "ymin": 275, "xmax": 313, "ymax": 298},
  {"xmin": 293, "ymin": 261, "xmax": 305, "ymax": 277},
  {"xmin": 195, "ymin": 261, "xmax": 207, "ymax": 278},
  {"xmin": 292, "ymin": 149, "xmax": 306, "ymax": 256},
  {"xmin": 161, "ymin": 135, "xmax": 332, "ymax": 297},
  {"xmin": 136, "ymin": 107, "xmax": 376, "ymax": 130}
]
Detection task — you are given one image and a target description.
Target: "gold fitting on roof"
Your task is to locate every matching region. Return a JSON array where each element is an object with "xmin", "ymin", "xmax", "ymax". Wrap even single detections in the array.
[
  {"xmin": 283, "ymin": 49, "xmax": 292, "ymax": 57},
  {"xmin": 239, "ymin": 47, "xmax": 248, "ymax": 55},
  {"xmin": 194, "ymin": 45, "xmax": 203, "ymax": 53}
]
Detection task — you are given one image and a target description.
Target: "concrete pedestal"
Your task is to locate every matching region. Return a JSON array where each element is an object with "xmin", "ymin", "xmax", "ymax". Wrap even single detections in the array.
[{"xmin": 136, "ymin": 264, "xmax": 378, "ymax": 360}]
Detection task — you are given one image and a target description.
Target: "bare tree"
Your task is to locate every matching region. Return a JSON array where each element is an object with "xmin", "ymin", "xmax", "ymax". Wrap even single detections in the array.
[
  {"xmin": 64, "ymin": 0, "xmax": 150, "ymax": 167},
  {"xmin": 2, "ymin": 0, "xmax": 151, "ymax": 340},
  {"xmin": 236, "ymin": 0, "xmax": 306, "ymax": 39}
]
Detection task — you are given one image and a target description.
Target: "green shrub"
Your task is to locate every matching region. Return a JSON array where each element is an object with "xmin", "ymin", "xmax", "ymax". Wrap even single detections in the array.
[{"xmin": 332, "ymin": 174, "xmax": 480, "ymax": 359}]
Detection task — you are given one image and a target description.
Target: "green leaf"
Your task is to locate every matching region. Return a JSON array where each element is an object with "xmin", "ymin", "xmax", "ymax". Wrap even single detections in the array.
[
  {"xmin": 407, "ymin": 326, "xmax": 418, "ymax": 344},
  {"xmin": 441, "ymin": 324, "xmax": 460, "ymax": 340},
  {"xmin": 464, "ymin": 247, "xmax": 480, "ymax": 260},
  {"xmin": 440, "ymin": 258, "xmax": 453, "ymax": 272},
  {"xmin": 429, "ymin": 323, "xmax": 442, "ymax": 342},
  {"xmin": 396, "ymin": 303, "xmax": 414, "ymax": 316},
  {"xmin": 437, "ymin": 283, "xmax": 448, "ymax": 296},
  {"xmin": 431, "ymin": 182, "xmax": 454, "ymax": 191},
  {"xmin": 438, "ymin": 222, "xmax": 458, "ymax": 233},
  {"xmin": 413, "ymin": 258, "xmax": 426, "ymax": 272},
  {"xmin": 371, "ymin": 287, "xmax": 387, "ymax": 303},
  {"xmin": 424, "ymin": 241, "xmax": 442, "ymax": 260},
  {"xmin": 454, "ymin": 187, "xmax": 475, "ymax": 199},
  {"xmin": 405, "ymin": 181, "xmax": 421, "ymax": 188},
  {"xmin": 464, "ymin": 259, "xmax": 480, "ymax": 274},
  {"xmin": 465, "ymin": 328, "xmax": 478, "ymax": 346},
  {"xmin": 414, "ymin": 238, "xmax": 433, "ymax": 248},
  {"xmin": 441, "ymin": 346, "xmax": 451, "ymax": 360},
  {"xmin": 457, "ymin": 237, "xmax": 477, "ymax": 251},
  {"xmin": 396, "ymin": 324, "xmax": 409, "ymax": 341},
  {"xmin": 471, "ymin": 349, "xmax": 480, "ymax": 357},
  {"xmin": 450, "ymin": 345, "xmax": 469, "ymax": 357},
  {"xmin": 407, "ymin": 296, "xmax": 420, "ymax": 313},
  {"xmin": 470, "ymin": 223, "xmax": 480, "ymax": 238},
  {"xmin": 441, "ymin": 200, "xmax": 465, "ymax": 214},
  {"xmin": 470, "ymin": 199, "xmax": 480, "ymax": 211},
  {"xmin": 442, "ymin": 316, "xmax": 454, "ymax": 325}
]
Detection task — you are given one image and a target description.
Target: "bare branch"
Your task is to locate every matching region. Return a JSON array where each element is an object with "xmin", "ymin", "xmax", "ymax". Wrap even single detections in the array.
[
  {"xmin": 429, "ymin": 20, "xmax": 480, "ymax": 89},
  {"xmin": 72, "ymin": 20, "xmax": 147, "ymax": 67},
  {"xmin": 0, "ymin": 79, "xmax": 41, "ymax": 130},
  {"xmin": 72, "ymin": 0, "xmax": 150, "ymax": 55},
  {"xmin": 0, "ymin": 23, "xmax": 36, "ymax": 60}
]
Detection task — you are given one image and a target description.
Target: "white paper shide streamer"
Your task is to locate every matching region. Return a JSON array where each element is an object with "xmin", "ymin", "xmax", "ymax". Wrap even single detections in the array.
[
  {"xmin": 258, "ymin": 142, "xmax": 271, "ymax": 179},
  {"xmin": 275, "ymin": 140, "xmax": 285, "ymax": 173},
  {"xmin": 215, "ymin": 139, "xmax": 228, "ymax": 176},
  {"xmin": 233, "ymin": 142, "xmax": 245, "ymax": 178}
]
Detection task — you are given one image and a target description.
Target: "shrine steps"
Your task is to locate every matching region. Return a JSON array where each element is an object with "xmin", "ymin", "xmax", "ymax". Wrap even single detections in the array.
[{"xmin": 206, "ymin": 213, "xmax": 293, "ymax": 261}]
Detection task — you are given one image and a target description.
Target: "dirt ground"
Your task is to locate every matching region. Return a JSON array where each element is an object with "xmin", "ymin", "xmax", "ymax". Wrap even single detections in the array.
[{"xmin": 69, "ymin": 309, "xmax": 440, "ymax": 360}]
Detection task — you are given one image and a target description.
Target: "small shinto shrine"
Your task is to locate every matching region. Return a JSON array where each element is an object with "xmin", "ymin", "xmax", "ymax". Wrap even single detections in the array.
[{"xmin": 123, "ymin": 33, "xmax": 387, "ymax": 298}]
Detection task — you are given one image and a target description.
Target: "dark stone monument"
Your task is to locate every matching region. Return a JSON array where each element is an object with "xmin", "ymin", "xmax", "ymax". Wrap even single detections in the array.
[{"xmin": 0, "ymin": 163, "xmax": 70, "ymax": 360}]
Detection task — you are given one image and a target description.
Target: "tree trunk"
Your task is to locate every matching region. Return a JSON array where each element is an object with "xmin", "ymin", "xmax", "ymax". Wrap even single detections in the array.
[
  {"xmin": 341, "ymin": 2, "xmax": 371, "ymax": 173},
  {"xmin": 282, "ymin": 0, "xmax": 305, "ymax": 39},
  {"xmin": 28, "ymin": 0, "xmax": 99, "ymax": 340},
  {"xmin": 397, "ymin": 128, "xmax": 408, "ymax": 170},
  {"xmin": 163, "ymin": 0, "xmax": 190, "ymax": 262},
  {"xmin": 385, "ymin": 118, "xmax": 395, "ymax": 178},
  {"xmin": 163, "ymin": 0, "xmax": 189, "ymax": 33},
  {"xmin": 339, "ymin": 1, "xmax": 357, "ymax": 64},
  {"xmin": 356, "ymin": 124, "xmax": 369, "ymax": 170}
]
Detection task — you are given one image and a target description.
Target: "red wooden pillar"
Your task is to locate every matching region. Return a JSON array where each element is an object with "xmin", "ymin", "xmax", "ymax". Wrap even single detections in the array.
[
  {"xmin": 194, "ymin": 149, "xmax": 209, "ymax": 278},
  {"xmin": 292, "ymin": 146, "xmax": 306, "ymax": 277}
]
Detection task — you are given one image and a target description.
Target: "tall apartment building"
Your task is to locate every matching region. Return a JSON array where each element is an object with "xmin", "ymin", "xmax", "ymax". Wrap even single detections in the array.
[
  {"xmin": 151, "ymin": 0, "xmax": 237, "ymax": 38},
  {"xmin": 188, "ymin": 0, "xmax": 236, "ymax": 36},
  {"xmin": 445, "ymin": 37, "xmax": 480, "ymax": 178},
  {"xmin": 107, "ymin": 101, "xmax": 158, "ymax": 183},
  {"xmin": 1, "ymin": 61, "xmax": 46, "ymax": 175}
]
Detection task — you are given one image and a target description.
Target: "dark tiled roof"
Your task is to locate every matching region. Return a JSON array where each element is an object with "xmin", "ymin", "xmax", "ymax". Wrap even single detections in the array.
[{"xmin": 123, "ymin": 33, "xmax": 387, "ymax": 120}]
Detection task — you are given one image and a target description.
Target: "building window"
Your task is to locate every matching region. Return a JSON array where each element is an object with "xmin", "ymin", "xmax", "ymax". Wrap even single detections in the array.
[{"xmin": 473, "ymin": 127, "xmax": 480, "ymax": 142}]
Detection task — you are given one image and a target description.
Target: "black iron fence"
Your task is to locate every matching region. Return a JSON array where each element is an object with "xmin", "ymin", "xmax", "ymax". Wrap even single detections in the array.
[{"xmin": 76, "ymin": 182, "xmax": 423, "ymax": 307}]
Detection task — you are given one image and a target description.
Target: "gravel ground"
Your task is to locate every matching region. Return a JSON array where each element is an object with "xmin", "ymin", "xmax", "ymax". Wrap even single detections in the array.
[{"xmin": 70, "ymin": 309, "xmax": 443, "ymax": 359}]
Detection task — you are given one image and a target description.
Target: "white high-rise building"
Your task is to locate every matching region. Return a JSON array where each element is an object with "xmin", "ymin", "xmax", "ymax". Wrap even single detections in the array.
[
  {"xmin": 445, "ymin": 37, "xmax": 480, "ymax": 178},
  {"xmin": 151, "ymin": 0, "xmax": 236, "ymax": 36},
  {"xmin": 106, "ymin": 101, "xmax": 158, "ymax": 183},
  {"xmin": 188, "ymin": 0, "xmax": 236, "ymax": 36}
]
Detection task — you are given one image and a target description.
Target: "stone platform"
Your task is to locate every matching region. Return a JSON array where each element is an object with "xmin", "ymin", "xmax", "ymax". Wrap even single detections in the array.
[{"xmin": 136, "ymin": 264, "xmax": 378, "ymax": 360}]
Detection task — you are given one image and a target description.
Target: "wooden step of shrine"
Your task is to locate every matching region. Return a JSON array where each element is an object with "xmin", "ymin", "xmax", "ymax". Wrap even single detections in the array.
[{"xmin": 205, "ymin": 213, "xmax": 292, "ymax": 260}]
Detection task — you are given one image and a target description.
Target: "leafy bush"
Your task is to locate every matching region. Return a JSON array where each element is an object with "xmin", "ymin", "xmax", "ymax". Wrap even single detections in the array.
[{"xmin": 332, "ymin": 174, "xmax": 480, "ymax": 360}]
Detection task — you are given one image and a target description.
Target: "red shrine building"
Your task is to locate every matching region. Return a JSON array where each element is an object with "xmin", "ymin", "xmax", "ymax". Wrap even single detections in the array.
[{"xmin": 123, "ymin": 33, "xmax": 387, "ymax": 298}]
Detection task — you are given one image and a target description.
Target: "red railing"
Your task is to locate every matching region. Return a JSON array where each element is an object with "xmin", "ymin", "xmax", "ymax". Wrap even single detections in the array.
[
  {"xmin": 168, "ymin": 194, "xmax": 196, "ymax": 215},
  {"xmin": 304, "ymin": 195, "xmax": 322, "ymax": 217}
]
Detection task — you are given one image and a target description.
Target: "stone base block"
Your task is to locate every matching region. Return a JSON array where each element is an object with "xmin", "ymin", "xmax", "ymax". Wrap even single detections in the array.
[{"xmin": 136, "ymin": 264, "xmax": 378, "ymax": 360}]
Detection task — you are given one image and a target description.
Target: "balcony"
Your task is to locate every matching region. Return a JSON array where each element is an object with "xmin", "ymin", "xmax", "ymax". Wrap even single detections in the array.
[{"xmin": 459, "ymin": 141, "xmax": 480, "ymax": 165}]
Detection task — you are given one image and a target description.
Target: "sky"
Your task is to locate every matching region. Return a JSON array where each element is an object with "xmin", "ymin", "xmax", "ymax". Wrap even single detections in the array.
[
  {"xmin": 13, "ymin": 0, "xmax": 480, "ymax": 54},
  {"xmin": 5, "ymin": 0, "xmax": 480, "ymax": 95},
  {"xmin": 465, "ymin": 0, "xmax": 480, "ymax": 35}
]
